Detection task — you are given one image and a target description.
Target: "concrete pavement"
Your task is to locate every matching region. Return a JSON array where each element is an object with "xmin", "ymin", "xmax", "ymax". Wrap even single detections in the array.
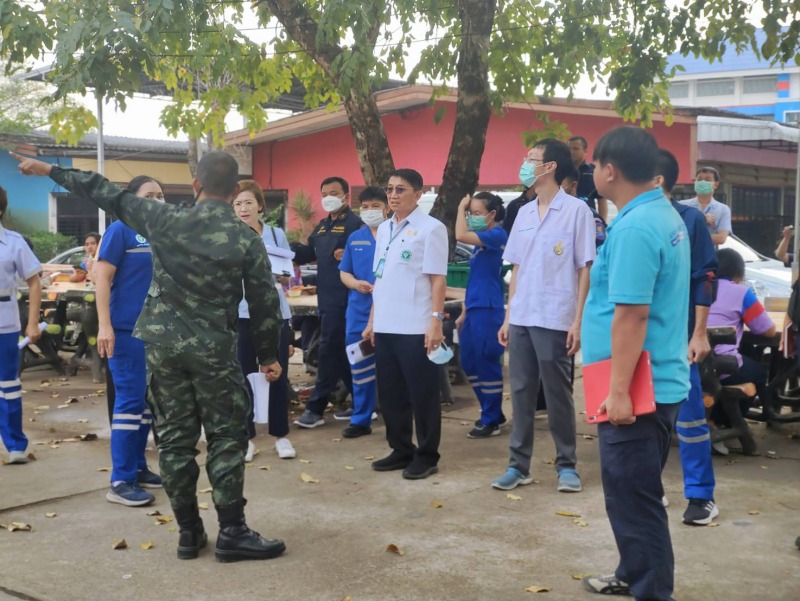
[{"xmin": 1, "ymin": 359, "xmax": 798, "ymax": 601}]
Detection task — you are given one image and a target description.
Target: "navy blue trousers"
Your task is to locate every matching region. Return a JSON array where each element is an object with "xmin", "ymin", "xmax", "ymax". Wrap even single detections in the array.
[{"xmin": 599, "ymin": 401, "xmax": 682, "ymax": 601}]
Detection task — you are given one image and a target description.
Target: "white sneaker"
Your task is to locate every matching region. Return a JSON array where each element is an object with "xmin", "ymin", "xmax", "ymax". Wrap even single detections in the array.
[
  {"xmin": 275, "ymin": 437, "xmax": 296, "ymax": 459},
  {"xmin": 7, "ymin": 451, "xmax": 29, "ymax": 464},
  {"xmin": 662, "ymin": 495, "xmax": 670, "ymax": 508},
  {"xmin": 245, "ymin": 440, "xmax": 255, "ymax": 463},
  {"xmin": 372, "ymin": 412, "xmax": 378, "ymax": 421}
]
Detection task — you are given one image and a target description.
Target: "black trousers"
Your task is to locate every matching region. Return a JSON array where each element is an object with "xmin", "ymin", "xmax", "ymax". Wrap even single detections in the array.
[
  {"xmin": 237, "ymin": 319, "xmax": 291, "ymax": 439},
  {"xmin": 598, "ymin": 401, "xmax": 682, "ymax": 601},
  {"xmin": 375, "ymin": 333, "xmax": 441, "ymax": 466},
  {"xmin": 306, "ymin": 308, "xmax": 351, "ymax": 414}
]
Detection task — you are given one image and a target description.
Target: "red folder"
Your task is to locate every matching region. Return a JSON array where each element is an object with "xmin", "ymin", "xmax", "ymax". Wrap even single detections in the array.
[{"xmin": 582, "ymin": 352, "xmax": 656, "ymax": 424}]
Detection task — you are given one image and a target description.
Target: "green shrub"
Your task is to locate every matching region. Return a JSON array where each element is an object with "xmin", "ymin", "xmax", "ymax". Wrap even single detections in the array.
[{"xmin": 27, "ymin": 231, "xmax": 77, "ymax": 262}]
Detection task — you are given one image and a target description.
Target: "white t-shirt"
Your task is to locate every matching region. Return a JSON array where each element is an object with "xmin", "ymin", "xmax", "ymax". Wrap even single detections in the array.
[{"xmin": 372, "ymin": 207, "xmax": 448, "ymax": 335}]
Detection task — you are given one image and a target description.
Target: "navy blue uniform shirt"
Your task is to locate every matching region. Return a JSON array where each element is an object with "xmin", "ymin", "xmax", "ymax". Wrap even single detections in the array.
[{"xmin": 672, "ymin": 200, "xmax": 717, "ymax": 339}]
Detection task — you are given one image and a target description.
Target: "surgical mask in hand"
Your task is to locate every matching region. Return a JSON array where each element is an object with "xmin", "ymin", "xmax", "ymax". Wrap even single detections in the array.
[
  {"xmin": 519, "ymin": 161, "xmax": 537, "ymax": 188},
  {"xmin": 427, "ymin": 342, "xmax": 454, "ymax": 365},
  {"xmin": 467, "ymin": 215, "xmax": 488, "ymax": 232},
  {"xmin": 694, "ymin": 181, "xmax": 714, "ymax": 196},
  {"xmin": 360, "ymin": 209, "xmax": 386, "ymax": 228},
  {"xmin": 322, "ymin": 195, "xmax": 344, "ymax": 213}
]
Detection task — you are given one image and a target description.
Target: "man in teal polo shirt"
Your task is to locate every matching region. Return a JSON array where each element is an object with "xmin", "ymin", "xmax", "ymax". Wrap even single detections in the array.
[{"xmin": 580, "ymin": 127, "xmax": 690, "ymax": 601}]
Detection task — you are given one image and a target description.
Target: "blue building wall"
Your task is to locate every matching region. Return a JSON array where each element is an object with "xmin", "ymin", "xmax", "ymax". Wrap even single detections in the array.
[{"xmin": 0, "ymin": 152, "xmax": 71, "ymax": 232}]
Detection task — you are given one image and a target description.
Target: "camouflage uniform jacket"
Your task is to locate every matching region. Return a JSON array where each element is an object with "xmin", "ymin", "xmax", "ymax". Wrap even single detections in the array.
[{"xmin": 50, "ymin": 167, "xmax": 281, "ymax": 365}]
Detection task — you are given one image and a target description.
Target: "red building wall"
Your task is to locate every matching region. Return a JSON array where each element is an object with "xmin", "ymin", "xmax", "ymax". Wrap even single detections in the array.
[{"xmin": 252, "ymin": 103, "xmax": 695, "ymax": 231}]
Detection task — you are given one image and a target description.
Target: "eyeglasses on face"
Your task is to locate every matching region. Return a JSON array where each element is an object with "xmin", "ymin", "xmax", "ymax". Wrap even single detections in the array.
[
  {"xmin": 523, "ymin": 157, "xmax": 546, "ymax": 165},
  {"xmin": 384, "ymin": 185, "xmax": 417, "ymax": 195},
  {"xmin": 233, "ymin": 199, "xmax": 258, "ymax": 209}
]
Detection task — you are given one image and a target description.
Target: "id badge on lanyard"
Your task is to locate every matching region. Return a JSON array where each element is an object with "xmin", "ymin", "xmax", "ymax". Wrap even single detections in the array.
[{"xmin": 374, "ymin": 220, "xmax": 407, "ymax": 279}]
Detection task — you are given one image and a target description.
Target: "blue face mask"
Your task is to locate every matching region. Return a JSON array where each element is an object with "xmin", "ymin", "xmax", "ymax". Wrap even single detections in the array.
[
  {"xmin": 427, "ymin": 342, "xmax": 454, "ymax": 365},
  {"xmin": 519, "ymin": 161, "xmax": 537, "ymax": 188},
  {"xmin": 467, "ymin": 215, "xmax": 489, "ymax": 232},
  {"xmin": 694, "ymin": 180, "xmax": 714, "ymax": 196}
]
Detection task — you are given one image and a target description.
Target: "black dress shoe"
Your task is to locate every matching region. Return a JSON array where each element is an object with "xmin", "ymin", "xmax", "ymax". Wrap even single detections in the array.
[
  {"xmin": 402, "ymin": 462, "xmax": 439, "ymax": 480},
  {"xmin": 342, "ymin": 425, "xmax": 372, "ymax": 438},
  {"xmin": 371, "ymin": 452, "xmax": 413, "ymax": 472},
  {"xmin": 215, "ymin": 525, "xmax": 286, "ymax": 563}
]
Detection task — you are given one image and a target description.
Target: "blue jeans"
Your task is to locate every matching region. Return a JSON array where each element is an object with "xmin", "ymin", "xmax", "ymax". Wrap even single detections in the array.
[
  {"xmin": 599, "ymin": 401, "xmax": 683, "ymax": 601},
  {"xmin": 109, "ymin": 330, "xmax": 151, "ymax": 483}
]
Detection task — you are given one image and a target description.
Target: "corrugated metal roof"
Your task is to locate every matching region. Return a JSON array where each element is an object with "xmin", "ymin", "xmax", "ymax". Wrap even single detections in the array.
[
  {"xmin": 697, "ymin": 115, "xmax": 798, "ymax": 151},
  {"xmin": 0, "ymin": 130, "xmax": 192, "ymax": 157}
]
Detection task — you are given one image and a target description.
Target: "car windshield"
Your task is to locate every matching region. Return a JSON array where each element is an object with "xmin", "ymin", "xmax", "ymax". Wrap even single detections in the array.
[{"xmin": 720, "ymin": 235, "xmax": 763, "ymax": 263}]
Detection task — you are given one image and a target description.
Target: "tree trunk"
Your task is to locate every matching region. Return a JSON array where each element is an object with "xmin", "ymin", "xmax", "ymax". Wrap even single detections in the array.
[
  {"xmin": 342, "ymin": 87, "xmax": 395, "ymax": 186},
  {"xmin": 187, "ymin": 134, "xmax": 200, "ymax": 178},
  {"xmin": 429, "ymin": 0, "xmax": 496, "ymax": 261}
]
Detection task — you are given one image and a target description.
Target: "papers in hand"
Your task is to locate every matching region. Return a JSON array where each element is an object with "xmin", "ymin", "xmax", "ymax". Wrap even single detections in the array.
[
  {"xmin": 247, "ymin": 373, "xmax": 270, "ymax": 424},
  {"xmin": 266, "ymin": 245, "xmax": 295, "ymax": 278}
]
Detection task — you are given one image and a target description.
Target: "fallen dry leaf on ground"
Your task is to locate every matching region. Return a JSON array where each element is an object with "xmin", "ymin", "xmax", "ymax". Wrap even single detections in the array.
[
  {"xmin": 198, "ymin": 503, "xmax": 209, "ymax": 510},
  {"xmin": 44, "ymin": 513, "xmax": 57, "ymax": 518},
  {"xmin": 78, "ymin": 419, "xmax": 89, "ymax": 424},
  {"xmin": 432, "ymin": 500, "xmax": 444, "ymax": 508},
  {"xmin": 155, "ymin": 515, "xmax": 174, "ymax": 525},
  {"xmin": 140, "ymin": 541, "xmax": 154, "ymax": 550},
  {"xmin": 96, "ymin": 467, "xmax": 110, "ymax": 472},
  {"xmin": 363, "ymin": 456, "xmax": 375, "ymax": 460},
  {"xmin": 574, "ymin": 518, "xmax": 589, "ymax": 527},
  {"xmin": 555, "ymin": 511, "xmax": 580, "ymax": 517},
  {"xmin": 706, "ymin": 523, "xmax": 720, "ymax": 528},
  {"xmin": 26, "ymin": 453, "xmax": 36, "ymax": 461},
  {"xmin": 3, "ymin": 522, "xmax": 32, "ymax": 532},
  {"xmin": 747, "ymin": 510, "xmax": 761, "ymax": 515},
  {"xmin": 506, "ymin": 493, "xmax": 523, "ymax": 501},
  {"xmin": 258, "ymin": 465, "xmax": 271, "ymax": 471},
  {"xmin": 331, "ymin": 438, "xmax": 342, "ymax": 442},
  {"xmin": 524, "ymin": 585, "xmax": 550, "ymax": 593},
  {"xmin": 146, "ymin": 510, "xmax": 161, "ymax": 516},
  {"xmin": 542, "ymin": 458, "xmax": 555, "ymax": 465},
  {"xmin": 582, "ymin": 434, "xmax": 596, "ymax": 440},
  {"xmin": 50, "ymin": 393, "xmax": 60, "ymax": 399},
  {"xmin": 344, "ymin": 466, "xmax": 355, "ymax": 470},
  {"xmin": 385, "ymin": 544, "xmax": 405, "ymax": 556},
  {"xmin": 112, "ymin": 539, "xmax": 128, "ymax": 550},
  {"xmin": 36, "ymin": 405, "xmax": 50, "ymax": 411},
  {"xmin": 300, "ymin": 472, "xmax": 319, "ymax": 484},
  {"xmin": 167, "ymin": 527, "xmax": 176, "ymax": 533},
  {"xmin": 198, "ymin": 487, "xmax": 212, "ymax": 493},
  {"xmin": 299, "ymin": 459, "xmax": 312, "ymax": 464},
  {"xmin": 341, "ymin": 597, "xmax": 351, "ymax": 601},
  {"xmin": 571, "ymin": 574, "xmax": 590, "ymax": 580}
]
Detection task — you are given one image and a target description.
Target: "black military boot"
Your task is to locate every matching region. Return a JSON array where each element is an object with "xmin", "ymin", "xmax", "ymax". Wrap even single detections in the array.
[
  {"xmin": 214, "ymin": 500, "xmax": 286, "ymax": 563},
  {"xmin": 174, "ymin": 503, "xmax": 207, "ymax": 560}
]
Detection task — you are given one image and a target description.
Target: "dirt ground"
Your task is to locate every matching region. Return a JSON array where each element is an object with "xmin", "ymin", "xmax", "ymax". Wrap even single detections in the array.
[{"xmin": 1, "ymin": 354, "xmax": 799, "ymax": 601}]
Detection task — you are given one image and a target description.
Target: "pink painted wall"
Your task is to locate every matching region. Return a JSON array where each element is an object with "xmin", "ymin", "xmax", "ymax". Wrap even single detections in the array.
[{"xmin": 253, "ymin": 104, "xmax": 695, "ymax": 231}]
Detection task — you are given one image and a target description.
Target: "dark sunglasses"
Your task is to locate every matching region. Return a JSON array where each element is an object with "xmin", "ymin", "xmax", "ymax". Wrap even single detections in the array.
[{"xmin": 384, "ymin": 185, "xmax": 415, "ymax": 195}]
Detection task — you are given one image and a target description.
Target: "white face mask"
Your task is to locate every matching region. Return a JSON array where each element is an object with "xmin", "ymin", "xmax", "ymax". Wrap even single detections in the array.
[
  {"xmin": 322, "ymin": 195, "xmax": 344, "ymax": 213},
  {"xmin": 360, "ymin": 209, "xmax": 386, "ymax": 228}
]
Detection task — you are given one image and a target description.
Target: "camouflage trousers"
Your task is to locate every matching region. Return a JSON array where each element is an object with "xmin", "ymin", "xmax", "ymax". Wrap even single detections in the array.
[{"xmin": 145, "ymin": 341, "xmax": 249, "ymax": 511}]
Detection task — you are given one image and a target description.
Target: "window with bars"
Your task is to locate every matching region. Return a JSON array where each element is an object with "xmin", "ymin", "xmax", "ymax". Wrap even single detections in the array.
[
  {"xmin": 696, "ymin": 78, "xmax": 735, "ymax": 97},
  {"xmin": 742, "ymin": 75, "xmax": 777, "ymax": 94}
]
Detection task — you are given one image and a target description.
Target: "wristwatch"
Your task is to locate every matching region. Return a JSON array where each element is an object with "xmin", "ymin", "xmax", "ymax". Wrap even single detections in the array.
[{"xmin": 432, "ymin": 311, "xmax": 445, "ymax": 321}]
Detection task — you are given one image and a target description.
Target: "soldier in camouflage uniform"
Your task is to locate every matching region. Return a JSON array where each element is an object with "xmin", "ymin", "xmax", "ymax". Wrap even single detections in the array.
[{"xmin": 14, "ymin": 151, "xmax": 286, "ymax": 563}]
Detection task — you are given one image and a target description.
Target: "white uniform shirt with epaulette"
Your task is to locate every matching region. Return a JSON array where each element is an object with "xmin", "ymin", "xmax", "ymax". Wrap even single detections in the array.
[
  {"xmin": 0, "ymin": 225, "xmax": 41, "ymax": 334},
  {"xmin": 372, "ymin": 206, "xmax": 448, "ymax": 335}
]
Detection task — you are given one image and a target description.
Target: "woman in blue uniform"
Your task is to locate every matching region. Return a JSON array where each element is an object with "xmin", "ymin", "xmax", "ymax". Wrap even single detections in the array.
[
  {"xmin": 94, "ymin": 176, "xmax": 164, "ymax": 506},
  {"xmin": 454, "ymin": 192, "xmax": 508, "ymax": 438},
  {"xmin": 232, "ymin": 180, "xmax": 296, "ymax": 461},
  {"xmin": 0, "ymin": 185, "xmax": 43, "ymax": 465}
]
